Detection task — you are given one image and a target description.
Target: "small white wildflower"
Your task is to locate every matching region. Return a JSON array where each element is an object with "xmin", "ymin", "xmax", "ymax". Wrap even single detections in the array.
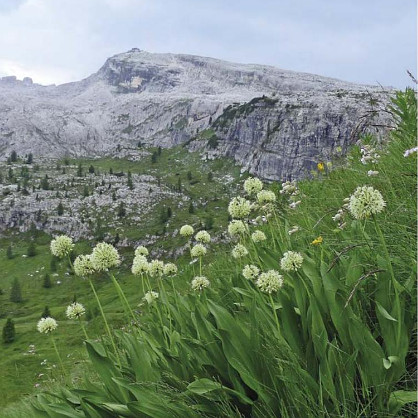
[
  {"xmin": 404, "ymin": 146, "xmax": 418, "ymax": 157},
  {"xmin": 289, "ymin": 200, "xmax": 301, "ymax": 209},
  {"xmin": 348, "ymin": 186, "xmax": 386, "ymax": 219},
  {"xmin": 256, "ymin": 270, "xmax": 284, "ymax": 294},
  {"xmin": 257, "ymin": 190, "xmax": 276, "ymax": 204},
  {"xmin": 242, "ymin": 264, "xmax": 260, "ymax": 280},
  {"xmin": 232, "ymin": 244, "xmax": 248, "ymax": 258},
  {"xmin": 134, "ymin": 246, "xmax": 149, "ymax": 257},
  {"xmin": 228, "ymin": 197, "xmax": 252, "ymax": 219},
  {"xmin": 191, "ymin": 244, "xmax": 207, "ymax": 258},
  {"xmin": 148, "ymin": 260, "xmax": 165, "ymax": 277},
  {"xmin": 367, "ymin": 170, "xmax": 379, "ymax": 176},
  {"xmin": 91, "ymin": 243, "xmax": 120, "ymax": 271},
  {"xmin": 143, "ymin": 291, "xmax": 159, "ymax": 304},
  {"xmin": 195, "ymin": 230, "xmax": 211, "ymax": 244},
  {"xmin": 243, "ymin": 177, "xmax": 263, "ymax": 195},
  {"xmin": 50, "ymin": 235, "xmax": 74, "ymax": 258},
  {"xmin": 251, "ymin": 230, "xmax": 267, "ymax": 243},
  {"xmin": 228, "ymin": 220, "xmax": 248, "ymax": 237},
  {"xmin": 280, "ymin": 251, "xmax": 304, "ymax": 272},
  {"xmin": 180, "ymin": 225, "xmax": 194, "ymax": 237},
  {"xmin": 163, "ymin": 262, "xmax": 178, "ymax": 276},
  {"xmin": 191, "ymin": 276, "xmax": 210, "ymax": 291},
  {"xmin": 132, "ymin": 255, "xmax": 150, "ymax": 275},
  {"xmin": 37, "ymin": 317, "xmax": 58, "ymax": 334},
  {"xmin": 73, "ymin": 254, "xmax": 95, "ymax": 277},
  {"xmin": 66, "ymin": 303, "xmax": 85, "ymax": 320},
  {"xmin": 280, "ymin": 181, "xmax": 298, "ymax": 195},
  {"xmin": 288, "ymin": 225, "xmax": 300, "ymax": 235}
]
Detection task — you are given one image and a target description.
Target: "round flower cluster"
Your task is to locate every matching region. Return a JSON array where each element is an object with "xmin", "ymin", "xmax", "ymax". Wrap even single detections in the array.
[
  {"xmin": 66, "ymin": 302, "xmax": 86, "ymax": 320},
  {"xmin": 348, "ymin": 186, "xmax": 385, "ymax": 219},
  {"xmin": 251, "ymin": 230, "xmax": 266, "ymax": 243},
  {"xmin": 163, "ymin": 263, "xmax": 178, "ymax": 276},
  {"xmin": 91, "ymin": 243, "xmax": 121, "ymax": 271},
  {"xmin": 232, "ymin": 244, "xmax": 248, "ymax": 259},
  {"xmin": 74, "ymin": 254, "xmax": 95, "ymax": 277},
  {"xmin": 191, "ymin": 244, "xmax": 207, "ymax": 258},
  {"xmin": 280, "ymin": 181, "xmax": 298, "ymax": 196},
  {"xmin": 132, "ymin": 255, "xmax": 150, "ymax": 275},
  {"xmin": 228, "ymin": 197, "xmax": 251, "ymax": 219},
  {"xmin": 256, "ymin": 270, "xmax": 284, "ymax": 294},
  {"xmin": 148, "ymin": 260, "xmax": 165, "ymax": 277},
  {"xmin": 191, "ymin": 276, "xmax": 210, "ymax": 291},
  {"xmin": 243, "ymin": 177, "xmax": 263, "ymax": 196},
  {"xmin": 242, "ymin": 264, "xmax": 260, "ymax": 280},
  {"xmin": 50, "ymin": 235, "xmax": 74, "ymax": 258},
  {"xmin": 280, "ymin": 251, "xmax": 304, "ymax": 272},
  {"xmin": 37, "ymin": 317, "xmax": 58, "ymax": 334},
  {"xmin": 360, "ymin": 144, "xmax": 380, "ymax": 165},
  {"xmin": 180, "ymin": 225, "xmax": 194, "ymax": 237},
  {"xmin": 195, "ymin": 230, "xmax": 211, "ymax": 244},
  {"xmin": 257, "ymin": 190, "xmax": 276, "ymax": 204},
  {"xmin": 143, "ymin": 291, "xmax": 159, "ymax": 304},
  {"xmin": 228, "ymin": 220, "xmax": 247, "ymax": 237},
  {"xmin": 134, "ymin": 246, "xmax": 149, "ymax": 257}
]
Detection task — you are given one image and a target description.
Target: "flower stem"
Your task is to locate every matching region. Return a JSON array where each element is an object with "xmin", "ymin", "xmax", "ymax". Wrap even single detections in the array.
[
  {"xmin": 78, "ymin": 318, "xmax": 89, "ymax": 340},
  {"xmin": 269, "ymin": 294, "xmax": 281, "ymax": 336},
  {"xmin": 50, "ymin": 334, "xmax": 66, "ymax": 376}
]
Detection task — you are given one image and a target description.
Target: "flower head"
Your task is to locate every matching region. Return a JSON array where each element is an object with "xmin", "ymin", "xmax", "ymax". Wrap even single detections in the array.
[
  {"xmin": 37, "ymin": 317, "xmax": 58, "ymax": 334},
  {"xmin": 148, "ymin": 260, "xmax": 165, "ymax": 277},
  {"xmin": 91, "ymin": 242, "xmax": 121, "ymax": 271},
  {"xmin": 257, "ymin": 190, "xmax": 276, "ymax": 204},
  {"xmin": 191, "ymin": 244, "xmax": 207, "ymax": 258},
  {"xmin": 232, "ymin": 244, "xmax": 248, "ymax": 259},
  {"xmin": 367, "ymin": 170, "xmax": 379, "ymax": 177},
  {"xmin": 134, "ymin": 246, "xmax": 149, "ymax": 257},
  {"xmin": 280, "ymin": 251, "xmax": 304, "ymax": 272},
  {"xmin": 228, "ymin": 220, "xmax": 248, "ymax": 237},
  {"xmin": 132, "ymin": 255, "xmax": 150, "ymax": 275},
  {"xmin": 348, "ymin": 186, "xmax": 385, "ymax": 219},
  {"xmin": 288, "ymin": 225, "xmax": 300, "ymax": 235},
  {"xmin": 191, "ymin": 276, "xmax": 210, "ymax": 291},
  {"xmin": 317, "ymin": 162, "xmax": 325, "ymax": 172},
  {"xmin": 143, "ymin": 291, "xmax": 159, "ymax": 304},
  {"xmin": 243, "ymin": 177, "xmax": 263, "ymax": 195},
  {"xmin": 242, "ymin": 264, "xmax": 260, "ymax": 280},
  {"xmin": 311, "ymin": 236, "xmax": 323, "ymax": 245},
  {"xmin": 73, "ymin": 254, "xmax": 95, "ymax": 277},
  {"xmin": 228, "ymin": 197, "xmax": 251, "ymax": 219},
  {"xmin": 180, "ymin": 225, "xmax": 194, "ymax": 237},
  {"xmin": 256, "ymin": 270, "xmax": 284, "ymax": 294},
  {"xmin": 50, "ymin": 235, "xmax": 74, "ymax": 258},
  {"xmin": 163, "ymin": 262, "xmax": 178, "ymax": 276},
  {"xmin": 66, "ymin": 303, "xmax": 85, "ymax": 320},
  {"xmin": 251, "ymin": 230, "xmax": 267, "ymax": 243},
  {"xmin": 195, "ymin": 230, "xmax": 211, "ymax": 244}
]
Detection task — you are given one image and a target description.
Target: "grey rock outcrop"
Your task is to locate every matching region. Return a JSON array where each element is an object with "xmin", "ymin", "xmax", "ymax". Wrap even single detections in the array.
[{"xmin": 0, "ymin": 49, "xmax": 392, "ymax": 180}]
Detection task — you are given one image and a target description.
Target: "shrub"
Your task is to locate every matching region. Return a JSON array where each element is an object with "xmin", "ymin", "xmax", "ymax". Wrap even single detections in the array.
[
  {"xmin": 10, "ymin": 278, "xmax": 22, "ymax": 303},
  {"xmin": 2, "ymin": 318, "xmax": 15, "ymax": 343}
]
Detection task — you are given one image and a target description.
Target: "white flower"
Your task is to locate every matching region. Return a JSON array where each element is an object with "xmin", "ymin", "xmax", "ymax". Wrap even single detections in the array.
[
  {"xmin": 288, "ymin": 225, "xmax": 300, "ymax": 235},
  {"xmin": 191, "ymin": 244, "xmax": 207, "ymax": 258},
  {"xmin": 148, "ymin": 260, "xmax": 165, "ymax": 277},
  {"xmin": 73, "ymin": 254, "xmax": 95, "ymax": 277},
  {"xmin": 195, "ymin": 230, "xmax": 211, "ymax": 244},
  {"xmin": 243, "ymin": 177, "xmax": 263, "ymax": 195},
  {"xmin": 163, "ymin": 262, "xmax": 178, "ymax": 276},
  {"xmin": 257, "ymin": 190, "xmax": 276, "ymax": 204},
  {"xmin": 280, "ymin": 251, "xmax": 304, "ymax": 272},
  {"xmin": 348, "ymin": 186, "xmax": 386, "ymax": 219},
  {"xmin": 134, "ymin": 246, "xmax": 149, "ymax": 257},
  {"xmin": 50, "ymin": 235, "xmax": 74, "ymax": 258},
  {"xmin": 228, "ymin": 197, "xmax": 252, "ymax": 219},
  {"xmin": 242, "ymin": 264, "xmax": 260, "ymax": 280},
  {"xmin": 91, "ymin": 243, "xmax": 120, "ymax": 271},
  {"xmin": 256, "ymin": 270, "xmax": 284, "ymax": 294},
  {"xmin": 37, "ymin": 317, "xmax": 58, "ymax": 334},
  {"xmin": 143, "ymin": 291, "xmax": 159, "ymax": 304},
  {"xmin": 367, "ymin": 170, "xmax": 379, "ymax": 176},
  {"xmin": 289, "ymin": 200, "xmax": 301, "ymax": 209},
  {"xmin": 232, "ymin": 244, "xmax": 248, "ymax": 259},
  {"xmin": 180, "ymin": 225, "xmax": 194, "ymax": 237},
  {"xmin": 228, "ymin": 220, "xmax": 248, "ymax": 237},
  {"xmin": 191, "ymin": 276, "xmax": 210, "ymax": 291},
  {"xmin": 404, "ymin": 146, "xmax": 418, "ymax": 157},
  {"xmin": 132, "ymin": 255, "xmax": 150, "ymax": 275},
  {"xmin": 251, "ymin": 230, "xmax": 267, "ymax": 243},
  {"xmin": 66, "ymin": 303, "xmax": 85, "ymax": 320},
  {"xmin": 280, "ymin": 181, "xmax": 298, "ymax": 195}
]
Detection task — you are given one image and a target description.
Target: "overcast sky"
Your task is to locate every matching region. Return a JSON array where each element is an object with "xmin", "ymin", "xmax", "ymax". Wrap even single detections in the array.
[{"xmin": 0, "ymin": 0, "xmax": 416, "ymax": 88}]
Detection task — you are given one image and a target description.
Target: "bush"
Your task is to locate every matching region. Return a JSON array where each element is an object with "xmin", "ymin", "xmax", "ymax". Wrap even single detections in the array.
[
  {"xmin": 43, "ymin": 274, "xmax": 52, "ymax": 289},
  {"xmin": 27, "ymin": 241, "xmax": 36, "ymax": 257},
  {"xmin": 2, "ymin": 318, "xmax": 15, "ymax": 343},
  {"xmin": 10, "ymin": 279, "xmax": 22, "ymax": 303}
]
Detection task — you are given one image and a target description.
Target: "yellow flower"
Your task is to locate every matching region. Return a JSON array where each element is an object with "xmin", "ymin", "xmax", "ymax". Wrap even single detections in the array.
[
  {"xmin": 317, "ymin": 162, "xmax": 325, "ymax": 172},
  {"xmin": 311, "ymin": 236, "xmax": 323, "ymax": 245}
]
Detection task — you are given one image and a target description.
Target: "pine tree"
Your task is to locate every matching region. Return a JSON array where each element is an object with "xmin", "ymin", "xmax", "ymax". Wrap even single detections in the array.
[
  {"xmin": 177, "ymin": 177, "xmax": 182, "ymax": 192},
  {"xmin": 2, "ymin": 318, "xmax": 15, "ymax": 343},
  {"xmin": 27, "ymin": 241, "xmax": 36, "ymax": 257},
  {"xmin": 207, "ymin": 172, "xmax": 214, "ymax": 182},
  {"xmin": 26, "ymin": 153, "xmax": 33, "ymax": 164},
  {"xmin": 187, "ymin": 171, "xmax": 193, "ymax": 181},
  {"xmin": 57, "ymin": 202, "xmax": 64, "ymax": 215},
  {"xmin": 10, "ymin": 150, "xmax": 17, "ymax": 162},
  {"xmin": 151, "ymin": 152, "xmax": 158, "ymax": 163},
  {"xmin": 43, "ymin": 273, "xmax": 52, "ymax": 289},
  {"xmin": 41, "ymin": 306, "xmax": 51, "ymax": 318},
  {"xmin": 77, "ymin": 163, "xmax": 83, "ymax": 177},
  {"xmin": 117, "ymin": 201, "xmax": 126, "ymax": 218},
  {"xmin": 10, "ymin": 278, "xmax": 22, "ymax": 303},
  {"xmin": 40, "ymin": 175, "xmax": 50, "ymax": 190},
  {"xmin": 88, "ymin": 165, "xmax": 95, "ymax": 174},
  {"xmin": 83, "ymin": 185, "xmax": 89, "ymax": 197},
  {"xmin": 127, "ymin": 171, "xmax": 134, "ymax": 190},
  {"xmin": 6, "ymin": 245, "xmax": 13, "ymax": 259},
  {"xmin": 188, "ymin": 201, "xmax": 195, "ymax": 214}
]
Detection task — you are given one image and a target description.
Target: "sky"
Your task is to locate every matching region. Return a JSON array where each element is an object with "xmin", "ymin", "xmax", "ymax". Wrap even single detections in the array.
[{"xmin": 0, "ymin": 0, "xmax": 416, "ymax": 88}]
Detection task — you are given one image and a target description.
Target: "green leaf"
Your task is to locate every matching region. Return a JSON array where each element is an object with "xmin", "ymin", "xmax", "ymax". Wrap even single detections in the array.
[
  {"xmin": 388, "ymin": 390, "xmax": 417, "ymax": 415},
  {"xmin": 376, "ymin": 301, "xmax": 398, "ymax": 322}
]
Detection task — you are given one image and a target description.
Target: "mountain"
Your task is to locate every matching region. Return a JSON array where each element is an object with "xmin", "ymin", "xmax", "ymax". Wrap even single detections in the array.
[{"xmin": 0, "ymin": 49, "xmax": 392, "ymax": 180}]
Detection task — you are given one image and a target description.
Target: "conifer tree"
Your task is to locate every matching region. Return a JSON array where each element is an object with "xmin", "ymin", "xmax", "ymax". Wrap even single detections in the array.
[
  {"xmin": 41, "ymin": 306, "xmax": 51, "ymax": 318},
  {"xmin": 2, "ymin": 318, "xmax": 15, "ymax": 343},
  {"xmin": 10, "ymin": 278, "xmax": 22, "ymax": 303},
  {"xmin": 43, "ymin": 273, "xmax": 52, "ymax": 289}
]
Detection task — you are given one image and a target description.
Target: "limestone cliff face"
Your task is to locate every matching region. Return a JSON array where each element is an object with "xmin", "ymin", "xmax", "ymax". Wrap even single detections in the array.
[{"xmin": 0, "ymin": 49, "xmax": 391, "ymax": 180}]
